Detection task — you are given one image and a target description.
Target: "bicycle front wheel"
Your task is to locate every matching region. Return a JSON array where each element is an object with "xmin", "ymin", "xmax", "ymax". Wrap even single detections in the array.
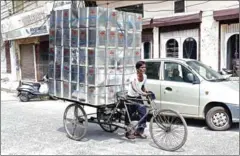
[{"xmin": 149, "ymin": 109, "xmax": 188, "ymax": 151}]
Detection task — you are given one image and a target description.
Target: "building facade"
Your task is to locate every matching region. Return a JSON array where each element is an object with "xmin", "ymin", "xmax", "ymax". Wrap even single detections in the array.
[
  {"xmin": 98, "ymin": 0, "xmax": 239, "ymax": 72},
  {"xmin": 1, "ymin": 0, "xmax": 84, "ymax": 82}
]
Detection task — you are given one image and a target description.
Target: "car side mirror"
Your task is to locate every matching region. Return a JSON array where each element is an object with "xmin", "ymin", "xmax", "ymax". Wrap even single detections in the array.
[
  {"xmin": 187, "ymin": 73, "xmax": 194, "ymax": 82},
  {"xmin": 187, "ymin": 73, "xmax": 200, "ymax": 84}
]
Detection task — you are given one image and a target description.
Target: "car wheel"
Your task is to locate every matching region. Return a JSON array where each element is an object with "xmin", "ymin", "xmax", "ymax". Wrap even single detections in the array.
[{"xmin": 206, "ymin": 106, "xmax": 232, "ymax": 131}]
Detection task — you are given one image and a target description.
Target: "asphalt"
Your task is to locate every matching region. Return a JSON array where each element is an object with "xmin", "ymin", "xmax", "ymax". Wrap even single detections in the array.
[{"xmin": 1, "ymin": 91, "xmax": 239, "ymax": 155}]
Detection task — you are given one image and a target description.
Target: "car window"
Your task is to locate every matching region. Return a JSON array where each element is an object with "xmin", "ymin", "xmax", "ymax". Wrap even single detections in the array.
[
  {"xmin": 164, "ymin": 62, "xmax": 194, "ymax": 83},
  {"xmin": 145, "ymin": 62, "xmax": 161, "ymax": 80}
]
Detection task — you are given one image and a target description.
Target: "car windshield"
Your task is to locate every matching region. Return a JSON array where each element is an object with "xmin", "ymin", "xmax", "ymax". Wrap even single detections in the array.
[{"xmin": 186, "ymin": 60, "xmax": 225, "ymax": 81}]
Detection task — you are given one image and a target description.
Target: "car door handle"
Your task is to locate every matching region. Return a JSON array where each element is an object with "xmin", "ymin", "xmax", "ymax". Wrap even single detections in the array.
[{"xmin": 165, "ymin": 87, "xmax": 172, "ymax": 91}]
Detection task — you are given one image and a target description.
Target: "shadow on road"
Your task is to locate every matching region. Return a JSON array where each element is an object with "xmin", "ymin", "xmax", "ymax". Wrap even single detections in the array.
[{"xmin": 57, "ymin": 123, "xmax": 139, "ymax": 143}]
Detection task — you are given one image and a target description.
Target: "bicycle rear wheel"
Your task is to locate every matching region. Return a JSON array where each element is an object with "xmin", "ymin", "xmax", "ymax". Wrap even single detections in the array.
[
  {"xmin": 63, "ymin": 103, "xmax": 88, "ymax": 141},
  {"xmin": 149, "ymin": 109, "xmax": 188, "ymax": 151}
]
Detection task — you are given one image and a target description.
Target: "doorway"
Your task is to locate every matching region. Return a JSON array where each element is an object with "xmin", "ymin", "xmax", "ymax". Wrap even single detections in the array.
[{"xmin": 226, "ymin": 34, "xmax": 239, "ymax": 70}]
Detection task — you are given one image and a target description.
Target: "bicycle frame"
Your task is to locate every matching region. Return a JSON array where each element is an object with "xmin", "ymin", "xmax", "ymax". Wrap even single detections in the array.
[{"xmin": 104, "ymin": 93, "xmax": 168, "ymax": 132}]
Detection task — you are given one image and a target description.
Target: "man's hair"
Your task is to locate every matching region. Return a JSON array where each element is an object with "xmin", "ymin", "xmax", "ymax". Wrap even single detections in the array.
[{"xmin": 135, "ymin": 61, "xmax": 146, "ymax": 70}]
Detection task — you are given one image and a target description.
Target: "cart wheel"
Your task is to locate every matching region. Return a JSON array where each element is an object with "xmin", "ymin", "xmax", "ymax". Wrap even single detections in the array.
[
  {"xmin": 149, "ymin": 109, "xmax": 188, "ymax": 151},
  {"xmin": 96, "ymin": 107, "xmax": 119, "ymax": 133},
  {"xmin": 63, "ymin": 103, "xmax": 88, "ymax": 141}
]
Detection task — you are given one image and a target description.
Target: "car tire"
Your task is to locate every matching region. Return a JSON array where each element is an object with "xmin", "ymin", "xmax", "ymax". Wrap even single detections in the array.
[{"xmin": 206, "ymin": 106, "xmax": 232, "ymax": 131}]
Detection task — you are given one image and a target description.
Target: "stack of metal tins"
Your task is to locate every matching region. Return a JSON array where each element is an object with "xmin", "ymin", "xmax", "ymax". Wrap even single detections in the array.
[{"xmin": 48, "ymin": 6, "xmax": 142, "ymax": 106}]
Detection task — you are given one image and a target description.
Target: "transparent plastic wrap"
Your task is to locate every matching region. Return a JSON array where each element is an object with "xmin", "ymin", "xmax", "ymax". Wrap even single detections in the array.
[
  {"xmin": 97, "ymin": 29, "xmax": 107, "ymax": 47},
  {"xmin": 126, "ymin": 32, "xmax": 134, "ymax": 48},
  {"xmin": 135, "ymin": 32, "xmax": 142, "ymax": 48},
  {"xmin": 48, "ymin": 7, "xmax": 142, "ymax": 105},
  {"xmin": 106, "ymin": 49, "xmax": 116, "ymax": 67},
  {"xmin": 108, "ymin": 9, "xmax": 117, "ymax": 28},
  {"xmin": 134, "ymin": 48, "xmax": 141, "ymax": 62},
  {"xmin": 125, "ymin": 12, "xmax": 135, "ymax": 31},
  {"xmin": 88, "ymin": 7, "xmax": 108, "ymax": 28},
  {"xmin": 87, "ymin": 67, "xmax": 106, "ymax": 86},
  {"xmin": 88, "ymin": 48, "xmax": 106, "ymax": 67},
  {"xmin": 117, "ymin": 31, "xmax": 125, "ymax": 47},
  {"xmin": 116, "ymin": 11, "xmax": 125, "ymax": 31},
  {"xmin": 87, "ymin": 86, "xmax": 106, "ymax": 105}
]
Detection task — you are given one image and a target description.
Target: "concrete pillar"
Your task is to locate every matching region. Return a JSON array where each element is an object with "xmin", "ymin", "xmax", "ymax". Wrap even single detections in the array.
[
  {"xmin": 153, "ymin": 27, "xmax": 159, "ymax": 58},
  {"xmin": 1, "ymin": 44, "xmax": 7, "ymax": 73},
  {"xmin": 200, "ymin": 11, "xmax": 219, "ymax": 71},
  {"xmin": 9, "ymin": 41, "xmax": 19, "ymax": 81}
]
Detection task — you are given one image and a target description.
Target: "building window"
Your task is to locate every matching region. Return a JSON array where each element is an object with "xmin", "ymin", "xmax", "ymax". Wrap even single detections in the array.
[
  {"xmin": 227, "ymin": 34, "xmax": 239, "ymax": 75},
  {"xmin": 174, "ymin": 0, "xmax": 185, "ymax": 13},
  {"xmin": 13, "ymin": 0, "xmax": 23, "ymax": 13},
  {"xmin": 85, "ymin": 1, "xmax": 97, "ymax": 7},
  {"xmin": 144, "ymin": 42, "xmax": 151, "ymax": 59},
  {"xmin": 166, "ymin": 39, "xmax": 179, "ymax": 58},
  {"xmin": 183, "ymin": 37, "xmax": 197, "ymax": 59},
  {"xmin": 115, "ymin": 3, "xmax": 143, "ymax": 15}
]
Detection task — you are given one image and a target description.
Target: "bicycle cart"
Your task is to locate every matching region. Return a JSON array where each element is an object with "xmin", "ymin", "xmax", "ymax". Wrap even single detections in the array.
[
  {"xmin": 62, "ymin": 90, "xmax": 188, "ymax": 151},
  {"xmin": 47, "ymin": 6, "xmax": 188, "ymax": 152}
]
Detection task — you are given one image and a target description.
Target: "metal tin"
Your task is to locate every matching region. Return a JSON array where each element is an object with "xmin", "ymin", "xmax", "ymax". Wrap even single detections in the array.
[
  {"xmin": 56, "ymin": 80, "xmax": 62, "ymax": 97},
  {"xmin": 63, "ymin": 9, "xmax": 70, "ymax": 28},
  {"xmin": 56, "ymin": 29, "xmax": 62, "ymax": 46},
  {"xmin": 56, "ymin": 10, "xmax": 62, "ymax": 28},
  {"xmin": 71, "ymin": 29, "xmax": 78, "ymax": 47},
  {"xmin": 79, "ymin": 48, "xmax": 87, "ymax": 65},
  {"xmin": 79, "ymin": 28, "xmax": 87, "ymax": 47},
  {"xmin": 135, "ymin": 32, "xmax": 141, "ymax": 48},
  {"xmin": 135, "ymin": 14, "xmax": 142, "ymax": 32},
  {"xmin": 63, "ymin": 81, "xmax": 69, "ymax": 99},
  {"xmin": 71, "ymin": 8, "xmax": 78, "ymax": 28},
  {"xmin": 71, "ymin": 82, "xmax": 78, "ymax": 99},
  {"xmin": 50, "ymin": 11, "xmax": 55, "ymax": 29},
  {"xmin": 88, "ymin": 7, "xmax": 107, "ymax": 28},
  {"xmin": 79, "ymin": 7, "xmax": 88, "ymax": 28},
  {"xmin": 63, "ymin": 29, "xmax": 70, "ymax": 47},
  {"xmin": 108, "ymin": 30, "xmax": 117, "ymax": 48},
  {"xmin": 125, "ymin": 12, "xmax": 135, "ymax": 31},
  {"xmin": 88, "ymin": 28, "xmax": 96, "ymax": 47}
]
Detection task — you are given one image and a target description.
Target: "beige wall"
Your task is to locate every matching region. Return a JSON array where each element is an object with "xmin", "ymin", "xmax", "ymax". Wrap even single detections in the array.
[{"xmin": 144, "ymin": 1, "xmax": 239, "ymax": 18}]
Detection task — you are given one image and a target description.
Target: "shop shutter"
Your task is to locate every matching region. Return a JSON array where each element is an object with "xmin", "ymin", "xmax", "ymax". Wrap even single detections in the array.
[{"xmin": 20, "ymin": 44, "xmax": 35, "ymax": 81}]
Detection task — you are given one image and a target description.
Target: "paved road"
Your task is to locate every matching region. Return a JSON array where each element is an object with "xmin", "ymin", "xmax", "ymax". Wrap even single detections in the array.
[{"xmin": 1, "ymin": 91, "xmax": 239, "ymax": 155}]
